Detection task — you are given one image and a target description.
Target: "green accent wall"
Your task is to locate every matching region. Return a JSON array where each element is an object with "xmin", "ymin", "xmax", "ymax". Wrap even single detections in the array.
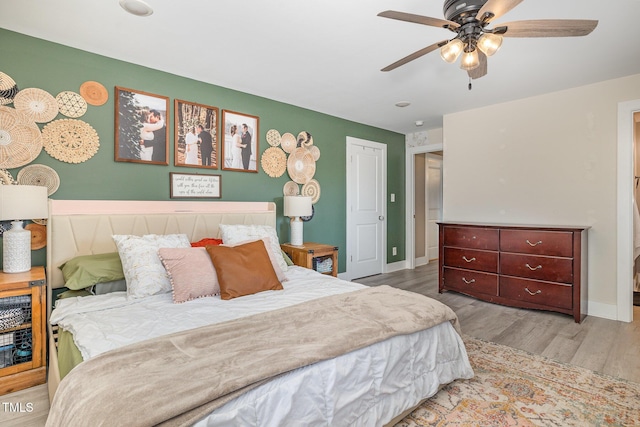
[{"xmin": 0, "ymin": 29, "xmax": 406, "ymax": 272}]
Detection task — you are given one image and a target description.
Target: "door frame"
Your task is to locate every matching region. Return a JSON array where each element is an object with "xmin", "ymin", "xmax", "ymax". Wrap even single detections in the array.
[
  {"xmin": 405, "ymin": 142, "xmax": 444, "ymax": 270},
  {"xmin": 617, "ymin": 99, "xmax": 640, "ymax": 322},
  {"xmin": 345, "ymin": 136, "xmax": 387, "ymax": 281}
]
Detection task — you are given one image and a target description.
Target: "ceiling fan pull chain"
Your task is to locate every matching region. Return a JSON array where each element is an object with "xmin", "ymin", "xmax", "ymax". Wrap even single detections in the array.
[{"xmin": 468, "ymin": 76, "xmax": 472, "ymax": 91}]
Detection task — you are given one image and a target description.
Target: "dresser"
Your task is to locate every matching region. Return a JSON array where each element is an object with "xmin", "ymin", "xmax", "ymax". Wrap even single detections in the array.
[{"xmin": 438, "ymin": 223, "xmax": 588, "ymax": 323}]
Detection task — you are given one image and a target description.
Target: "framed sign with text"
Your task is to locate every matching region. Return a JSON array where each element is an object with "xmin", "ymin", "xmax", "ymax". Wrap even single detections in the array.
[{"xmin": 170, "ymin": 172, "xmax": 221, "ymax": 199}]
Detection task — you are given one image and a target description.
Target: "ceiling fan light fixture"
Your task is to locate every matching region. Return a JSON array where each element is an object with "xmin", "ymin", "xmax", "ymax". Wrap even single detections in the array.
[
  {"xmin": 477, "ymin": 33, "xmax": 503, "ymax": 56},
  {"xmin": 440, "ymin": 39, "xmax": 464, "ymax": 63},
  {"xmin": 460, "ymin": 48, "xmax": 480, "ymax": 71}
]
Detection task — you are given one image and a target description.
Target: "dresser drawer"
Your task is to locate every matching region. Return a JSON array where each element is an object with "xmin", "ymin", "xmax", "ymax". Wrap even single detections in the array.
[
  {"xmin": 443, "ymin": 267, "xmax": 498, "ymax": 296},
  {"xmin": 500, "ymin": 277, "xmax": 573, "ymax": 310},
  {"xmin": 500, "ymin": 229, "xmax": 573, "ymax": 257},
  {"xmin": 500, "ymin": 253, "xmax": 573, "ymax": 283},
  {"xmin": 443, "ymin": 226, "xmax": 499, "ymax": 250},
  {"xmin": 443, "ymin": 247, "xmax": 498, "ymax": 273}
]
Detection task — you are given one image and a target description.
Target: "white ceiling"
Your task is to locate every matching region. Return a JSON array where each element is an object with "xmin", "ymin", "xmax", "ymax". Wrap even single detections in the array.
[{"xmin": 1, "ymin": 0, "xmax": 639, "ymax": 134}]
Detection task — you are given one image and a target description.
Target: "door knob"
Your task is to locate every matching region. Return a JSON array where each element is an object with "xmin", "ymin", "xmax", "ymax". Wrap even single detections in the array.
[{"xmin": 379, "ymin": 215, "xmax": 384, "ymax": 220}]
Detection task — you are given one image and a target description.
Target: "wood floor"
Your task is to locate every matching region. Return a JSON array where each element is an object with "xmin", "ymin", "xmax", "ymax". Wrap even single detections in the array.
[{"xmin": 4, "ymin": 262, "xmax": 639, "ymax": 426}]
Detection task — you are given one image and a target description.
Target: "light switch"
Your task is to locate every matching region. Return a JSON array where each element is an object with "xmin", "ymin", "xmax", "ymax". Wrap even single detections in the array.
[{"xmin": 390, "ymin": 193, "xmax": 395, "ymax": 202}]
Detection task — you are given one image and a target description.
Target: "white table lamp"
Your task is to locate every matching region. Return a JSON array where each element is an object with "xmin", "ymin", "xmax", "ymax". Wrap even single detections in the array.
[
  {"xmin": 283, "ymin": 196, "xmax": 312, "ymax": 246},
  {"xmin": 0, "ymin": 185, "xmax": 49, "ymax": 273}
]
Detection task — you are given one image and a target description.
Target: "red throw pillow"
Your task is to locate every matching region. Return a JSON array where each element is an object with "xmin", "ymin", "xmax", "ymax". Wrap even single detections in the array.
[{"xmin": 191, "ymin": 238, "xmax": 223, "ymax": 248}]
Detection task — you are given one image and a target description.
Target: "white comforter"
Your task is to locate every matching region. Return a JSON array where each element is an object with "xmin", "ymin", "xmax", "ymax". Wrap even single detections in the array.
[{"xmin": 50, "ymin": 267, "xmax": 473, "ymax": 426}]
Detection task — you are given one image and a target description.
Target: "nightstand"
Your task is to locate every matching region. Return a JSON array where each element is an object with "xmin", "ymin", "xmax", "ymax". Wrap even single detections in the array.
[
  {"xmin": 0, "ymin": 266, "xmax": 46, "ymax": 395},
  {"xmin": 281, "ymin": 242, "xmax": 338, "ymax": 277}
]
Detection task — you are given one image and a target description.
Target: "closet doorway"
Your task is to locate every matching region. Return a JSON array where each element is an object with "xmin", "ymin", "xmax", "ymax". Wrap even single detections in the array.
[
  {"xmin": 633, "ymin": 111, "xmax": 640, "ymax": 308},
  {"xmin": 414, "ymin": 152, "xmax": 443, "ymax": 266},
  {"xmin": 617, "ymin": 99, "xmax": 640, "ymax": 323},
  {"xmin": 405, "ymin": 141, "xmax": 443, "ymax": 270}
]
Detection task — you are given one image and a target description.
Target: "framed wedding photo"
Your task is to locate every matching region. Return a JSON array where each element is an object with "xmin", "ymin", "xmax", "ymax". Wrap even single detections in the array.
[
  {"xmin": 221, "ymin": 110, "xmax": 259, "ymax": 172},
  {"xmin": 174, "ymin": 99, "xmax": 219, "ymax": 169},
  {"xmin": 115, "ymin": 87, "xmax": 169, "ymax": 165}
]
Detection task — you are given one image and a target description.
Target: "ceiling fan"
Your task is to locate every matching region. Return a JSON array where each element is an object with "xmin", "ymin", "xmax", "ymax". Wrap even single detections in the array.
[{"xmin": 378, "ymin": 0, "xmax": 598, "ymax": 81}]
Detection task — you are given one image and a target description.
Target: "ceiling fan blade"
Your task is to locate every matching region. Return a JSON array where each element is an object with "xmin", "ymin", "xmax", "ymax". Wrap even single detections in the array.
[
  {"xmin": 378, "ymin": 10, "xmax": 459, "ymax": 29},
  {"xmin": 476, "ymin": 0, "xmax": 524, "ymax": 23},
  {"xmin": 499, "ymin": 19, "xmax": 598, "ymax": 37},
  {"xmin": 381, "ymin": 40, "xmax": 449, "ymax": 72},
  {"xmin": 468, "ymin": 51, "xmax": 487, "ymax": 79}
]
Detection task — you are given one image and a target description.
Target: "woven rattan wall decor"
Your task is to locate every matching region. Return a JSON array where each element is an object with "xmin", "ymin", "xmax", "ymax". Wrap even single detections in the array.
[
  {"xmin": 263, "ymin": 128, "xmax": 322, "ymax": 206},
  {"xmin": 42, "ymin": 119, "xmax": 99, "ymax": 163},
  {"xmin": 0, "ymin": 105, "xmax": 43, "ymax": 168}
]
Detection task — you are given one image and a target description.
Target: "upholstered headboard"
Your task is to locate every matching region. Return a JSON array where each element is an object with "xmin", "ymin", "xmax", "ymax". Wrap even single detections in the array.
[{"xmin": 46, "ymin": 200, "xmax": 277, "ymax": 309}]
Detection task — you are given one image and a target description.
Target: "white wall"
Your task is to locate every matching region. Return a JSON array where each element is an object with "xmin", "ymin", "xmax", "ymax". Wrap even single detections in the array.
[{"xmin": 443, "ymin": 73, "xmax": 640, "ymax": 310}]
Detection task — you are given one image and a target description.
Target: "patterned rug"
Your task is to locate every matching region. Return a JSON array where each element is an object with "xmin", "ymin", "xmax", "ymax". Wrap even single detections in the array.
[{"xmin": 397, "ymin": 337, "xmax": 640, "ymax": 426}]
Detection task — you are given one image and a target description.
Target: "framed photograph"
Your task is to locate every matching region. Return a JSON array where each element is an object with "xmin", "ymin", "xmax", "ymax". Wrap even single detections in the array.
[
  {"xmin": 221, "ymin": 110, "xmax": 259, "ymax": 172},
  {"xmin": 115, "ymin": 87, "xmax": 169, "ymax": 165},
  {"xmin": 170, "ymin": 172, "xmax": 221, "ymax": 199},
  {"xmin": 174, "ymin": 99, "xmax": 219, "ymax": 169}
]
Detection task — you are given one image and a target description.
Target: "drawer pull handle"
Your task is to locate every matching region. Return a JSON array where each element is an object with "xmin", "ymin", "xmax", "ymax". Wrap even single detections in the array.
[
  {"xmin": 462, "ymin": 256, "xmax": 476, "ymax": 263},
  {"xmin": 526, "ymin": 240, "xmax": 543, "ymax": 247},
  {"xmin": 462, "ymin": 278, "xmax": 475, "ymax": 284},
  {"xmin": 525, "ymin": 287, "xmax": 542, "ymax": 296},
  {"xmin": 525, "ymin": 263, "xmax": 542, "ymax": 271}
]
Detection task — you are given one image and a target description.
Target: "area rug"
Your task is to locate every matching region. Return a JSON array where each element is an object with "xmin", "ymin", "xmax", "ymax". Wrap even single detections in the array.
[{"xmin": 397, "ymin": 337, "xmax": 640, "ymax": 426}]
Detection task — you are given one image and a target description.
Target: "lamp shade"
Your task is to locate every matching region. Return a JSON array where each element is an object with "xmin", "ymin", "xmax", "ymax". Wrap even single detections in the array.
[
  {"xmin": 283, "ymin": 196, "xmax": 312, "ymax": 218},
  {"xmin": 477, "ymin": 33, "xmax": 503, "ymax": 56},
  {"xmin": 440, "ymin": 38, "xmax": 464, "ymax": 63},
  {"xmin": 0, "ymin": 185, "xmax": 49, "ymax": 221},
  {"xmin": 460, "ymin": 49, "xmax": 480, "ymax": 71}
]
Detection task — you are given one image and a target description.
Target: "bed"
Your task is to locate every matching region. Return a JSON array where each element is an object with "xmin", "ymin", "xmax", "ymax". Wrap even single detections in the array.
[{"xmin": 45, "ymin": 200, "xmax": 473, "ymax": 426}]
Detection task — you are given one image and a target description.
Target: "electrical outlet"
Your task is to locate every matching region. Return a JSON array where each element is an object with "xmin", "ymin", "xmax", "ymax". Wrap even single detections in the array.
[
  {"xmin": 392, "ymin": 247, "xmax": 397, "ymax": 256},
  {"xmin": 390, "ymin": 193, "xmax": 395, "ymax": 202}
]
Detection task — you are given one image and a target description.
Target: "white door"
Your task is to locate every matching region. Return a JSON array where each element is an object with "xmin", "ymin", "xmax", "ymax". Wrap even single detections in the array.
[
  {"xmin": 426, "ymin": 154, "xmax": 443, "ymax": 260},
  {"xmin": 346, "ymin": 137, "xmax": 386, "ymax": 279}
]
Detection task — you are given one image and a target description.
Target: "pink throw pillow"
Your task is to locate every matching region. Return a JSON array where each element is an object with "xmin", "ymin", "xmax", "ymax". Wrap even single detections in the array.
[{"xmin": 158, "ymin": 247, "xmax": 219, "ymax": 303}]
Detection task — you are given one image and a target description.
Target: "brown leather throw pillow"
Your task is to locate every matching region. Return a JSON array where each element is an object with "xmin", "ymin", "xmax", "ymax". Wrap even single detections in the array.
[{"xmin": 206, "ymin": 239, "xmax": 283, "ymax": 300}]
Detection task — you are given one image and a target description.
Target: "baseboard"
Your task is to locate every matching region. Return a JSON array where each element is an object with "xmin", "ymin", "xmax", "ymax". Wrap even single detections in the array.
[
  {"xmin": 414, "ymin": 256, "xmax": 429, "ymax": 267},
  {"xmin": 587, "ymin": 300, "xmax": 619, "ymax": 321},
  {"xmin": 385, "ymin": 260, "xmax": 408, "ymax": 273}
]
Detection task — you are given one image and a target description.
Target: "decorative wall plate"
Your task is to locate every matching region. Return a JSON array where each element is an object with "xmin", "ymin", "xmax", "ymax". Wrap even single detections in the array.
[
  {"xmin": 57, "ymin": 91, "xmax": 88, "ymax": 118},
  {"xmin": 266, "ymin": 129, "xmax": 281, "ymax": 147},
  {"xmin": 0, "ymin": 169, "xmax": 15, "ymax": 185},
  {"xmin": 261, "ymin": 146, "xmax": 287, "ymax": 178},
  {"xmin": 0, "ymin": 221, "xmax": 13, "ymax": 236},
  {"xmin": 42, "ymin": 118, "xmax": 99, "ymax": 163},
  {"xmin": 79, "ymin": 81, "xmax": 108, "ymax": 106},
  {"xmin": 301, "ymin": 205, "xmax": 315, "ymax": 222},
  {"xmin": 297, "ymin": 131, "xmax": 313, "ymax": 147},
  {"xmin": 283, "ymin": 181, "xmax": 299, "ymax": 196},
  {"xmin": 308, "ymin": 145, "xmax": 320, "ymax": 161},
  {"xmin": 13, "ymin": 88, "xmax": 59, "ymax": 123},
  {"xmin": 287, "ymin": 147, "xmax": 316, "ymax": 184},
  {"xmin": 25, "ymin": 223, "xmax": 46, "ymax": 250},
  {"xmin": 0, "ymin": 72, "xmax": 19, "ymax": 105},
  {"xmin": 301, "ymin": 179, "xmax": 321, "ymax": 204},
  {"xmin": 17, "ymin": 164, "xmax": 60, "ymax": 195},
  {"xmin": 280, "ymin": 132, "xmax": 296, "ymax": 153},
  {"xmin": 0, "ymin": 106, "xmax": 43, "ymax": 169}
]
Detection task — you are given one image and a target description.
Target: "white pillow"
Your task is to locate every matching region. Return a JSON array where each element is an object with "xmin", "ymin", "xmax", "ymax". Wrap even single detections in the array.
[
  {"xmin": 112, "ymin": 234, "xmax": 191, "ymax": 299},
  {"xmin": 219, "ymin": 224, "xmax": 288, "ymax": 273}
]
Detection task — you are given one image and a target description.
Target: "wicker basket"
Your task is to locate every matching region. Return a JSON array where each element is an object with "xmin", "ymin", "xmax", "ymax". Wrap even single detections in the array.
[{"xmin": 0, "ymin": 308, "xmax": 24, "ymax": 330}]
